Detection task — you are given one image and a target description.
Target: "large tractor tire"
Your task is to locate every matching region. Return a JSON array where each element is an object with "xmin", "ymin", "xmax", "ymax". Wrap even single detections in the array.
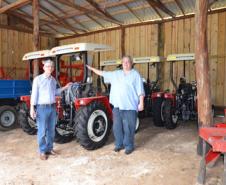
[
  {"xmin": 74, "ymin": 101, "xmax": 111, "ymax": 150},
  {"xmin": 152, "ymin": 98, "xmax": 164, "ymax": 127},
  {"xmin": 54, "ymin": 120, "xmax": 74, "ymax": 144},
  {"xmin": 135, "ymin": 118, "xmax": 140, "ymax": 133},
  {"xmin": 161, "ymin": 99, "xmax": 178, "ymax": 129},
  {"xmin": 18, "ymin": 103, "xmax": 37, "ymax": 135},
  {"xmin": 0, "ymin": 106, "xmax": 17, "ymax": 131}
]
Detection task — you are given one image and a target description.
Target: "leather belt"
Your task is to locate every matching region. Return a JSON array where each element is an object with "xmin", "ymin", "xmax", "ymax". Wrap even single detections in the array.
[{"xmin": 37, "ymin": 103, "xmax": 56, "ymax": 107}]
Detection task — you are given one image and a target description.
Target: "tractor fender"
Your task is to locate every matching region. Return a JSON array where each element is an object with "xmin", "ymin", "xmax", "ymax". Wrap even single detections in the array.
[
  {"xmin": 74, "ymin": 96, "xmax": 112, "ymax": 120},
  {"xmin": 164, "ymin": 93, "xmax": 176, "ymax": 106},
  {"xmin": 20, "ymin": 95, "xmax": 30, "ymax": 108},
  {"xmin": 164, "ymin": 93, "xmax": 175, "ymax": 99},
  {"xmin": 151, "ymin": 92, "xmax": 164, "ymax": 99}
]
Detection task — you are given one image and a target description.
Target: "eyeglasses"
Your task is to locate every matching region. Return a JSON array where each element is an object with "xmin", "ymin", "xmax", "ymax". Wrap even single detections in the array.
[{"xmin": 45, "ymin": 65, "xmax": 54, "ymax": 68}]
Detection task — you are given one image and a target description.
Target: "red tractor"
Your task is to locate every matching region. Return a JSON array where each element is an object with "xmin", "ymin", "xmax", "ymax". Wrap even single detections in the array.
[
  {"xmin": 152, "ymin": 53, "xmax": 197, "ymax": 129},
  {"xmin": 19, "ymin": 43, "xmax": 115, "ymax": 150}
]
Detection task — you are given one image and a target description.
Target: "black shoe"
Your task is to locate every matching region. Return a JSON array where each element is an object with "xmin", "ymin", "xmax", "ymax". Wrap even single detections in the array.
[
  {"xmin": 125, "ymin": 149, "xmax": 133, "ymax": 155},
  {"xmin": 114, "ymin": 147, "xmax": 123, "ymax": 152}
]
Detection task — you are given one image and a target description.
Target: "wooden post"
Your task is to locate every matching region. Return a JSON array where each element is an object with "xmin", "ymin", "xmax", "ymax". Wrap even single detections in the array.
[
  {"xmin": 157, "ymin": 23, "xmax": 164, "ymax": 90},
  {"xmin": 121, "ymin": 27, "xmax": 125, "ymax": 57},
  {"xmin": 195, "ymin": 0, "xmax": 213, "ymax": 127},
  {"xmin": 33, "ymin": 0, "xmax": 39, "ymax": 77}
]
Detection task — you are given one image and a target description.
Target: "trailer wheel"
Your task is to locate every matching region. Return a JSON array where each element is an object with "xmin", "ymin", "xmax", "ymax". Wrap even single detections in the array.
[
  {"xmin": 0, "ymin": 106, "xmax": 17, "ymax": 131},
  {"xmin": 54, "ymin": 120, "xmax": 74, "ymax": 144},
  {"xmin": 161, "ymin": 99, "xmax": 178, "ymax": 129},
  {"xmin": 18, "ymin": 103, "xmax": 37, "ymax": 135},
  {"xmin": 74, "ymin": 101, "xmax": 111, "ymax": 150},
  {"xmin": 152, "ymin": 98, "xmax": 164, "ymax": 127}
]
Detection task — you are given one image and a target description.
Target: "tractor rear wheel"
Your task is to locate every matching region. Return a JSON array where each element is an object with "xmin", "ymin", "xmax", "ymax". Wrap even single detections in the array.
[
  {"xmin": 0, "ymin": 106, "xmax": 17, "ymax": 131},
  {"xmin": 18, "ymin": 103, "xmax": 37, "ymax": 135},
  {"xmin": 152, "ymin": 98, "xmax": 164, "ymax": 127},
  {"xmin": 135, "ymin": 118, "xmax": 140, "ymax": 133},
  {"xmin": 54, "ymin": 120, "xmax": 74, "ymax": 144},
  {"xmin": 74, "ymin": 101, "xmax": 111, "ymax": 150},
  {"xmin": 161, "ymin": 99, "xmax": 178, "ymax": 129}
]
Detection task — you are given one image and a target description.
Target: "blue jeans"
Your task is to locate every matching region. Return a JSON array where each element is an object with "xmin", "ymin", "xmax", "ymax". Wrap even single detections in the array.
[
  {"xmin": 112, "ymin": 108, "xmax": 137, "ymax": 151},
  {"xmin": 36, "ymin": 105, "xmax": 56, "ymax": 154}
]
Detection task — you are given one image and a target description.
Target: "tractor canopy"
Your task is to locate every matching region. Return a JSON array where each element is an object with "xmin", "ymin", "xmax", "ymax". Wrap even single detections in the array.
[
  {"xmin": 22, "ymin": 50, "xmax": 55, "ymax": 61},
  {"xmin": 100, "ymin": 56, "xmax": 164, "ymax": 67},
  {"xmin": 166, "ymin": 53, "xmax": 195, "ymax": 62},
  {"xmin": 50, "ymin": 43, "xmax": 113, "ymax": 56}
]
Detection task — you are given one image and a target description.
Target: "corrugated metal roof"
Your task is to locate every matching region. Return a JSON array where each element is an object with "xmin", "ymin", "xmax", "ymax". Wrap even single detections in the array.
[{"xmin": 1, "ymin": 0, "xmax": 226, "ymax": 38}]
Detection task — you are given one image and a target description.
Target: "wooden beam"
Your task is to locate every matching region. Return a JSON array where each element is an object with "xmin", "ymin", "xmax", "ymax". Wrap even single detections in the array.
[
  {"xmin": 146, "ymin": 0, "xmax": 175, "ymax": 17},
  {"xmin": 45, "ymin": 0, "xmax": 87, "ymax": 33},
  {"xmin": 33, "ymin": 0, "xmax": 39, "ymax": 77},
  {"xmin": 0, "ymin": 0, "xmax": 31, "ymax": 14},
  {"xmin": 39, "ymin": 4, "xmax": 78, "ymax": 34},
  {"xmin": 54, "ymin": 0, "xmax": 122, "ymax": 25},
  {"xmin": 195, "ymin": 0, "xmax": 213, "ymax": 128},
  {"xmin": 57, "ymin": 7, "xmax": 226, "ymax": 40},
  {"xmin": 157, "ymin": 23, "xmax": 164, "ymax": 90},
  {"xmin": 174, "ymin": 0, "xmax": 185, "ymax": 15},
  {"xmin": 0, "ymin": 23, "xmax": 53, "ymax": 36},
  {"xmin": 85, "ymin": 0, "xmax": 121, "ymax": 25},
  {"xmin": 124, "ymin": 4, "xmax": 143, "ymax": 22},
  {"xmin": 121, "ymin": 27, "xmax": 125, "ymax": 56},
  {"xmin": 86, "ymin": 14, "xmax": 105, "ymax": 28}
]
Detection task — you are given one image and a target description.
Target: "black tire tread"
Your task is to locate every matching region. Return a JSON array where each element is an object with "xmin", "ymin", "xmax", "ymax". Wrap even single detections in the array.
[
  {"xmin": 0, "ymin": 105, "xmax": 17, "ymax": 131},
  {"xmin": 152, "ymin": 98, "xmax": 164, "ymax": 127},
  {"xmin": 74, "ymin": 101, "xmax": 111, "ymax": 150},
  {"xmin": 18, "ymin": 103, "xmax": 37, "ymax": 135},
  {"xmin": 163, "ymin": 99, "xmax": 177, "ymax": 129}
]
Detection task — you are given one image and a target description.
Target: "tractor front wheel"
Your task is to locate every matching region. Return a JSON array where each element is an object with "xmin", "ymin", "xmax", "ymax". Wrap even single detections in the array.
[
  {"xmin": 0, "ymin": 106, "xmax": 17, "ymax": 131},
  {"xmin": 54, "ymin": 120, "xmax": 74, "ymax": 144},
  {"xmin": 18, "ymin": 103, "xmax": 37, "ymax": 135},
  {"xmin": 161, "ymin": 99, "xmax": 178, "ymax": 129},
  {"xmin": 74, "ymin": 101, "xmax": 111, "ymax": 150}
]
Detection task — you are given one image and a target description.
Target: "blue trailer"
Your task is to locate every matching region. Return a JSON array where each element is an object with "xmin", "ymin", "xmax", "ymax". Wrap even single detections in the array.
[{"xmin": 0, "ymin": 80, "xmax": 31, "ymax": 131}]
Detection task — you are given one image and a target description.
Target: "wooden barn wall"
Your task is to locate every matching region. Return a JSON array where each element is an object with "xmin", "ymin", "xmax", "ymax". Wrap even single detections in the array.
[
  {"xmin": 163, "ymin": 12, "xmax": 226, "ymax": 106},
  {"xmin": 59, "ymin": 12, "xmax": 226, "ymax": 106},
  {"xmin": 59, "ymin": 25, "xmax": 159, "ymax": 84},
  {"xmin": 0, "ymin": 28, "xmax": 55, "ymax": 80}
]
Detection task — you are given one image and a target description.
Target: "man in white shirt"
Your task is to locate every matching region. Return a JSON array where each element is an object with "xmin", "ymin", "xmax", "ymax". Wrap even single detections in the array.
[{"xmin": 30, "ymin": 59, "xmax": 72, "ymax": 160}]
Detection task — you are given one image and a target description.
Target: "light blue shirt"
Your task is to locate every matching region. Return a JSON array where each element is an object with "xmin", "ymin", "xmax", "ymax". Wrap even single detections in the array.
[
  {"xmin": 102, "ymin": 69, "xmax": 145, "ymax": 111},
  {"xmin": 30, "ymin": 74, "xmax": 61, "ymax": 105}
]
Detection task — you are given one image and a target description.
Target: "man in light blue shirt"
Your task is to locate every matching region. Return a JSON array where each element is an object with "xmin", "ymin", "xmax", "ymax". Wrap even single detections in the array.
[
  {"xmin": 30, "ymin": 59, "xmax": 72, "ymax": 160},
  {"xmin": 87, "ymin": 55, "xmax": 145, "ymax": 154}
]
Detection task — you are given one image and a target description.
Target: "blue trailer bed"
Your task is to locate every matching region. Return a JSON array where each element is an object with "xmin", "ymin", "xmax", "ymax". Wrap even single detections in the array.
[{"xmin": 0, "ymin": 80, "xmax": 31, "ymax": 99}]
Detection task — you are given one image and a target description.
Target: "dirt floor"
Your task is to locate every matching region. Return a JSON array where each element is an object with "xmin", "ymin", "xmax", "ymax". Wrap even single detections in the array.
[{"xmin": 0, "ymin": 118, "xmax": 224, "ymax": 185}]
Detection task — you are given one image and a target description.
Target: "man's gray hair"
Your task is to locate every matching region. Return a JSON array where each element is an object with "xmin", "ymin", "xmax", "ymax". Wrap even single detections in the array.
[
  {"xmin": 42, "ymin": 59, "xmax": 54, "ymax": 66},
  {"xmin": 122, "ymin": 55, "xmax": 133, "ymax": 63}
]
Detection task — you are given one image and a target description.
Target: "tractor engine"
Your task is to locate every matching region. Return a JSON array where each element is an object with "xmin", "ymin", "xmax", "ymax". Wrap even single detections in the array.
[
  {"xmin": 60, "ymin": 82, "xmax": 96, "ymax": 121},
  {"xmin": 176, "ymin": 78, "xmax": 197, "ymax": 121}
]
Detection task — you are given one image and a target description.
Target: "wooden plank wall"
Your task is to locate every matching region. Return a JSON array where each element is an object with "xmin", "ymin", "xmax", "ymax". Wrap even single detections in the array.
[
  {"xmin": 60, "ymin": 25, "xmax": 159, "ymax": 84},
  {"xmin": 163, "ymin": 12, "xmax": 226, "ymax": 106},
  {"xmin": 60, "ymin": 12, "xmax": 226, "ymax": 106},
  {"xmin": 0, "ymin": 28, "xmax": 55, "ymax": 79}
]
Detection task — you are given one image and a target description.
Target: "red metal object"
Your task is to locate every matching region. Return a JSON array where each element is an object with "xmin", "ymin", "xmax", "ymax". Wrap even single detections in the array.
[
  {"xmin": 20, "ymin": 95, "xmax": 31, "ymax": 108},
  {"xmin": 74, "ymin": 96, "xmax": 112, "ymax": 120},
  {"xmin": 198, "ymin": 111, "xmax": 226, "ymax": 184},
  {"xmin": 151, "ymin": 92, "xmax": 164, "ymax": 99}
]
